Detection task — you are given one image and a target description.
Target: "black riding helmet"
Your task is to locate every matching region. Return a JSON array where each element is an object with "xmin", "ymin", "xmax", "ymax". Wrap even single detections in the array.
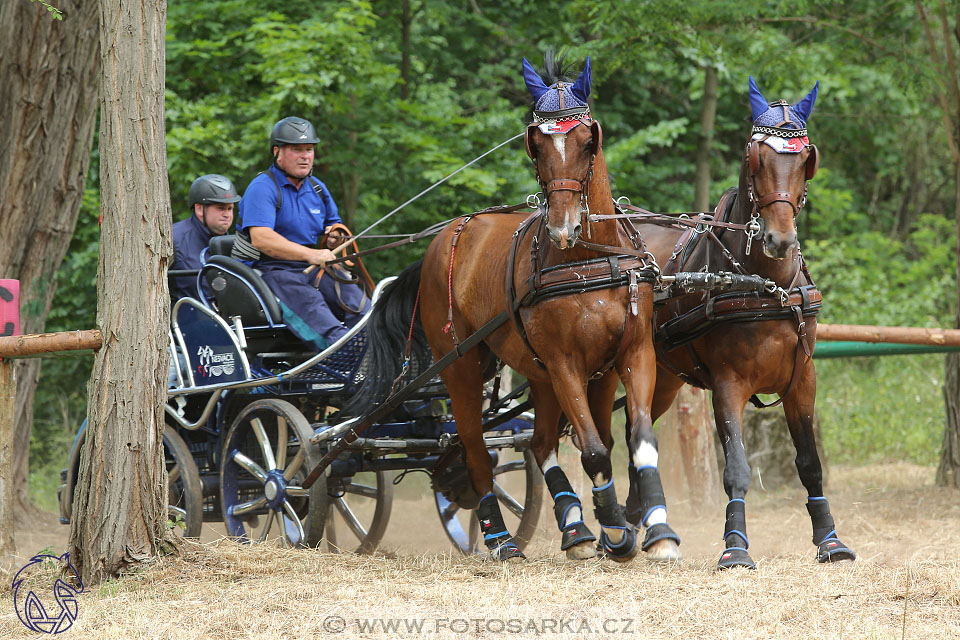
[
  {"xmin": 270, "ymin": 116, "xmax": 320, "ymax": 151},
  {"xmin": 188, "ymin": 174, "xmax": 241, "ymax": 208}
]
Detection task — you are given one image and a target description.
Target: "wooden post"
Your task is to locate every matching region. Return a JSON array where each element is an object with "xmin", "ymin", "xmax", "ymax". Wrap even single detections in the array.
[
  {"xmin": 0, "ymin": 278, "xmax": 19, "ymax": 571},
  {"xmin": 658, "ymin": 386, "xmax": 723, "ymax": 511}
]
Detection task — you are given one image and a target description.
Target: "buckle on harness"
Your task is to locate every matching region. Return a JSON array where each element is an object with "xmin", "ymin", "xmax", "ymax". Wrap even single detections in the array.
[{"xmin": 628, "ymin": 270, "xmax": 639, "ymax": 316}]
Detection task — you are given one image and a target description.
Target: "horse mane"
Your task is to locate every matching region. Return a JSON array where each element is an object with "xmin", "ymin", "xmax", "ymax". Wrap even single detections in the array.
[{"xmin": 542, "ymin": 49, "xmax": 574, "ymax": 85}]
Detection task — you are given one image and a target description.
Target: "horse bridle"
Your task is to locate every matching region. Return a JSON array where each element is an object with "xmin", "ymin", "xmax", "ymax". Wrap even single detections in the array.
[
  {"xmin": 524, "ymin": 118, "xmax": 603, "ymax": 222},
  {"xmin": 742, "ymin": 103, "xmax": 819, "ymax": 255}
]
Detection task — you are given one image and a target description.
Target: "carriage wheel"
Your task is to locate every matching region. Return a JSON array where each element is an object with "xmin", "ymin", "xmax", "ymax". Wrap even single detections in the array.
[
  {"xmin": 163, "ymin": 427, "xmax": 203, "ymax": 538},
  {"xmin": 220, "ymin": 399, "xmax": 327, "ymax": 548},
  {"xmin": 61, "ymin": 422, "xmax": 203, "ymax": 539},
  {"xmin": 434, "ymin": 447, "xmax": 544, "ymax": 554},
  {"xmin": 324, "ymin": 469, "xmax": 394, "ymax": 554}
]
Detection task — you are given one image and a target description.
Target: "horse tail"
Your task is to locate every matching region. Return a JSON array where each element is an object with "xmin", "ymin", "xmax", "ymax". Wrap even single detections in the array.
[{"xmin": 344, "ymin": 259, "xmax": 431, "ymax": 416}]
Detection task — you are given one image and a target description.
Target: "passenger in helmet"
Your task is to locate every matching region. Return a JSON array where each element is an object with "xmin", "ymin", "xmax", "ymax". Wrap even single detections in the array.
[
  {"xmin": 170, "ymin": 174, "xmax": 241, "ymax": 300},
  {"xmin": 237, "ymin": 117, "xmax": 369, "ymax": 349}
]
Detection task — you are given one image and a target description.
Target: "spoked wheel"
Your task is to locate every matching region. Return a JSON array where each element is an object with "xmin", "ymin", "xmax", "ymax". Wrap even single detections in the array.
[
  {"xmin": 435, "ymin": 447, "xmax": 544, "ymax": 554},
  {"xmin": 325, "ymin": 469, "xmax": 394, "ymax": 554},
  {"xmin": 220, "ymin": 398, "xmax": 327, "ymax": 547},
  {"xmin": 163, "ymin": 426, "xmax": 203, "ymax": 538}
]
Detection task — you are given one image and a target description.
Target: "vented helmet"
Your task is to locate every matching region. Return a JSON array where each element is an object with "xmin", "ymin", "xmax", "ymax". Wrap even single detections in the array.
[
  {"xmin": 188, "ymin": 174, "xmax": 241, "ymax": 208},
  {"xmin": 270, "ymin": 116, "xmax": 320, "ymax": 149}
]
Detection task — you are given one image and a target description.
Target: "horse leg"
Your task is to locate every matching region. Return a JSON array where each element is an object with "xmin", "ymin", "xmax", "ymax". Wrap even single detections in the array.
[
  {"xmin": 711, "ymin": 382, "xmax": 756, "ymax": 570},
  {"xmin": 529, "ymin": 381, "xmax": 597, "ymax": 560},
  {"xmin": 550, "ymin": 365, "xmax": 639, "ymax": 562},
  {"xmin": 619, "ymin": 349, "xmax": 681, "ymax": 562},
  {"xmin": 445, "ymin": 354, "xmax": 525, "ymax": 561},
  {"xmin": 783, "ymin": 361, "xmax": 856, "ymax": 563}
]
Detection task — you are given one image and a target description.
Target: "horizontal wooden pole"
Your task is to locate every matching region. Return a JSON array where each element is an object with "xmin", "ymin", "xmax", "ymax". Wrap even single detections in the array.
[
  {"xmin": 0, "ymin": 329, "xmax": 102, "ymax": 358},
  {"xmin": 817, "ymin": 323, "xmax": 960, "ymax": 346}
]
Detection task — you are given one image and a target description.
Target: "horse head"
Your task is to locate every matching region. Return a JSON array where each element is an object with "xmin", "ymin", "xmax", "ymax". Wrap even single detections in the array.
[
  {"xmin": 522, "ymin": 56, "xmax": 601, "ymax": 250},
  {"xmin": 742, "ymin": 76, "xmax": 820, "ymax": 260}
]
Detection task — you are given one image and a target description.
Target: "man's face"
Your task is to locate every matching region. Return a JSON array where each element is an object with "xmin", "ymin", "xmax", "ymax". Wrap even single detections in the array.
[
  {"xmin": 275, "ymin": 143, "xmax": 316, "ymax": 180},
  {"xmin": 195, "ymin": 202, "xmax": 234, "ymax": 235}
]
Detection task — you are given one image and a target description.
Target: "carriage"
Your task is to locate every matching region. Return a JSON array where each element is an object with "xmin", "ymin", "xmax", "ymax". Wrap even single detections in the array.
[{"xmin": 57, "ymin": 236, "xmax": 545, "ymax": 554}]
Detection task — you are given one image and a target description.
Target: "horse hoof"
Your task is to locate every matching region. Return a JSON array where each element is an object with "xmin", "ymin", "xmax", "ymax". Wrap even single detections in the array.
[
  {"xmin": 599, "ymin": 528, "xmax": 638, "ymax": 563},
  {"xmin": 641, "ymin": 523, "xmax": 681, "ymax": 563},
  {"xmin": 644, "ymin": 538, "xmax": 681, "ymax": 562},
  {"xmin": 816, "ymin": 538, "xmax": 856, "ymax": 563},
  {"xmin": 717, "ymin": 547, "xmax": 756, "ymax": 570},
  {"xmin": 491, "ymin": 540, "xmax": 526, "ymax": 562},
  {"xmin": 565, "ymin": 540, "xmax": 597, "ymax": 560}
]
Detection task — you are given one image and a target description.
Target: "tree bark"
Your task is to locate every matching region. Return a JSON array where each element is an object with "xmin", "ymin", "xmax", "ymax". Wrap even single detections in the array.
[
  {"xmin": 68, "ymin": 0, "xmax": 176, "ymax": 584},
  {"xmin": 0, "ymin": 359, "xmax": 15, "ymax": 571},
  {"xmin": 0, "ymin": 0, "xmax": 100, "ymax": 520},
  {"xmin": 693, "ymin": 64, "xmax": 717, "ymax": 213}
]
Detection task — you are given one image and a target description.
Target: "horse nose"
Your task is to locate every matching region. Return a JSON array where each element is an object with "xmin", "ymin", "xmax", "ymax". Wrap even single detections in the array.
[
  {"xmin": 763, "ymin": 229, "xmax": 798, "ymax": 259},
  {"xmin": 547, "ymin": 222, "xmax": 581, "ymax": 249}
]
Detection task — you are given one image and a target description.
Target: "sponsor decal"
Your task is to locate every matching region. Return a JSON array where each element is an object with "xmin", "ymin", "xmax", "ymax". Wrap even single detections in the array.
[
  {"xmin": 752, "ymin": 132, "xmax": 810, "ymax": 153},
  {"xmin": 196, "ymin": 345, "xmax": 236, "ymax": 378}
]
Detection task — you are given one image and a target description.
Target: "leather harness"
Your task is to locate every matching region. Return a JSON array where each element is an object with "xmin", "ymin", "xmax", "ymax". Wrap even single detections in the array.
[{"xmin": 653, "ymin": 187, "xmax": 820, "ymax": 409}]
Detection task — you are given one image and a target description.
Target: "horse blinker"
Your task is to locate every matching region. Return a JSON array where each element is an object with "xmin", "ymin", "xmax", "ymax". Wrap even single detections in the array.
[{"xmin": 805, "ymin": 144, "xmax": 819, "ymax": 180}]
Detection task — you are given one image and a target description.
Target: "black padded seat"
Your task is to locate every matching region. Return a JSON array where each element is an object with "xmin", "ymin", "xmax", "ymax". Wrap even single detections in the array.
[
  {"xmin": 203, "ymin": 254, "xmax": 283, "ymax": 327},
  {"xmin": 207, "ymin": 234, "xmax": 236, "ymax": 257}
]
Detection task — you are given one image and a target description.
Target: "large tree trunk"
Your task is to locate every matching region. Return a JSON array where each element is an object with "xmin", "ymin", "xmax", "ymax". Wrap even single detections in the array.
[
  {"xmin": 0, "ymin": 0, "xmax": 100, "ymax": 522},
  {"xmin": 68, "ymin": 0, "xmax": 176, "ymax": 584},
  {"xmin": 693, "ymin": 64, "xmax": 717, "ymax": 213}
]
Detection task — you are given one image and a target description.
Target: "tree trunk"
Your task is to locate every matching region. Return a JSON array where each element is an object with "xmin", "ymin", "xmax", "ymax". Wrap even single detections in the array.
[
  {"xmin": 939, "ymin": 162, "xmax": 960, "ymax": 488},
  {"xmin": 0, "ymin": 0, "xmax": 100, "ymax": 520},
  {"xmin": 0, "ymin": 359, "xmax": 15, "ymax": 571},
  {"xmin": 400, "ymin": 0, "xmax": 411, "ymax": 101},
  {"xmin": 693, "ymin": 64, "xmax": 717, "ymax": 213},
  {"xmin": 68, "ymin": 0, "xmax": 176, "ymax": 584},
  {"xmin": 657, "ymin": 62, "xmax": 725, "ymax": 511}
]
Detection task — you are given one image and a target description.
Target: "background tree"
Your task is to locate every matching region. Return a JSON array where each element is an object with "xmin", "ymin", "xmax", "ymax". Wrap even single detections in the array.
[
  {"xmin": 0, "ymin": 0, "xmax": 100, "ymax": 525},
  {"xmin": 67, "ymin": 0, "xmax": 175, "ymax": 582},
  {"xmin": 916, "ymin": 0, "xmax": 960, "ymax": 487}
]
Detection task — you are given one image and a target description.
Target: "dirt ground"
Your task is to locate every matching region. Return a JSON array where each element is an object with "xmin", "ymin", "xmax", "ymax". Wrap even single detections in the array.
[{"xmin": 3, "ymin": 461, "xmax": 959, "ymax": 639}]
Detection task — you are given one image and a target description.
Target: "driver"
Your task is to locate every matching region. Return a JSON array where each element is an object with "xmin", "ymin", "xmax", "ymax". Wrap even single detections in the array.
[{"xmin": 237, "ymin": 116, "xmax": 369, "ymax": 349}]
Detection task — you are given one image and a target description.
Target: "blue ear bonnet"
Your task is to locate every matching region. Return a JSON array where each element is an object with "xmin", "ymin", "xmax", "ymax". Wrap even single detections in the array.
[
  {"xmin": 522, "ymin": 57, "xmax": 592, "ymax": 120},
  {"xmin": 534, "ymin": 85, "xmax": 589, "ymax": 113},
  {"xmin": 753, "ymin": 105, "xmax": 807, "ymax": 129},
  {"xmin": 749, "ymin": 76, "xmax": 819, "ymax": 131}
]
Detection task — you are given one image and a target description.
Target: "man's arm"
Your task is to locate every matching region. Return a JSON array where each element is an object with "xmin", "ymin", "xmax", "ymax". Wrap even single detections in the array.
[{"xmin": 248, "ymin": 226, "xmax": 335, "ymax": 265}]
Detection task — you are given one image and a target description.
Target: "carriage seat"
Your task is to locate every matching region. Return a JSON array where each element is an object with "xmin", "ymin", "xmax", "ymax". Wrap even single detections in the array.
[
  {"xmin": 202, "ymin": 254, "xmax": 284, "ymax": 328},
  {"xmin": 207, "ymin": 234, "xmax": 236, "ymax": 258}
]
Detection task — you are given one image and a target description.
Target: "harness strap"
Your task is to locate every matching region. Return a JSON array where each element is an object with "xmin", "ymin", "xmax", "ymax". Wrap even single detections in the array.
[
  {"xmin": 505, "ymin": 212, "xmax": 547, "ymax": 369},
  {"xmin": 443, "ymin": 216, "xmax": 475, "ymax": 345}
]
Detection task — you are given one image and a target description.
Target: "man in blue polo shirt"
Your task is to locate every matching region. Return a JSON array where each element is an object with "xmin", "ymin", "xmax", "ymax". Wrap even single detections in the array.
[
  {"xmin": 170, "ymin": 174, "xmax": 241, "ymax": 301},
  {"xmin": 238, "ymin": 116, "xmax": 368, "ymax": 349}
]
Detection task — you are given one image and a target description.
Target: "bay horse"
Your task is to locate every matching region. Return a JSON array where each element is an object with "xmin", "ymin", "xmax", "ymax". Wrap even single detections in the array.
[
  {"xmin": 623, "ymin": 77, "xmax": 855, "ymax": 569},
  {"xmin": 351, "ymin": 56, "xmax": 681, "ymax": 562}
]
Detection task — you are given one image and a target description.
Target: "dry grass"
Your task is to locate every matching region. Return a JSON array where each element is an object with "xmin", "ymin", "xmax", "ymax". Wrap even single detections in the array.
[{"xmin": 3, "ymin": 463, "xmax": 959, "ymax": 639}]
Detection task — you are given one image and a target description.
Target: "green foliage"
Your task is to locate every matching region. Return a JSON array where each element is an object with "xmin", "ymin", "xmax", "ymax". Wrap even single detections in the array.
[{"xmin": 29, "ymin": 0, "xmax": 63, "ymax": 20}]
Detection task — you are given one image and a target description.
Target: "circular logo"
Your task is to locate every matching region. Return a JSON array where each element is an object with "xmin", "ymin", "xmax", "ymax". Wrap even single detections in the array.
[{"xmin": 12, "ymin": 553, "xmax": 84, "ymax": 634}]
